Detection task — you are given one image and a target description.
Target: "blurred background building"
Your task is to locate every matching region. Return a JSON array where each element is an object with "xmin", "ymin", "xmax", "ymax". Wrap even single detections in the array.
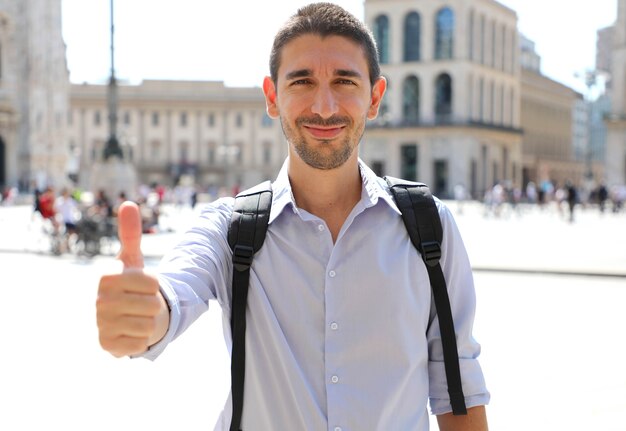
[
  {"xmin": 0, "ymin": 0, "xmax": 69, "ymax": 192},
  {"xmin": 363, "ymin": 0, "xmax": 522, "ymax": 199},
  {"xmin": 606, "ymin": 0, "xmax": 626, "ymax": 186},
  {"xmin": 68, "ymin": 80, "xmax": 286, "ymax": 192},
  {"xmin": 0, "ymin": 0, "xmax": 624, "ymax": 198}
]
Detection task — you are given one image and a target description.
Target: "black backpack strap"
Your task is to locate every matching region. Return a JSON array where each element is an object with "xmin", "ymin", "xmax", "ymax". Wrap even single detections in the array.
[
  {"xmin": 227, "ymin": 181, "xmax": 273, "ymax": 431},
  {"xmin": 385, "ymin": 176, "xmax": 467, "ymax": 416}
]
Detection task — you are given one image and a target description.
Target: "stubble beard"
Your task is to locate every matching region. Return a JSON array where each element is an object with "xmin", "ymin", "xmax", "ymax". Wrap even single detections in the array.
[{"xmin": 281, "ymin": 115, "xmax": 365, "ymax": 170}]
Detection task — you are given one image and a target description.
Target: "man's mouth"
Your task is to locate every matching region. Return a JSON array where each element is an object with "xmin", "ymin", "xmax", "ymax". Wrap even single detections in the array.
[{"xmin": 302, "ymin": 125, "xmax": 345, "ymax": 140}]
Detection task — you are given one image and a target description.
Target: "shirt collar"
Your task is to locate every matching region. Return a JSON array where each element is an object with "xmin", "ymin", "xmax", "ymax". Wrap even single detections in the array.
[{"xmin": 268, "ymin": 158, "xmax": 401, "ymax": 224}]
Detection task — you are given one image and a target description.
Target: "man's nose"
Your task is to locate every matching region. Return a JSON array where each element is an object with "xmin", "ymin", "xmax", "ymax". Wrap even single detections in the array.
[{"xmin": 311, "ymin": 86, "xmax": 339, "ymax": 118}]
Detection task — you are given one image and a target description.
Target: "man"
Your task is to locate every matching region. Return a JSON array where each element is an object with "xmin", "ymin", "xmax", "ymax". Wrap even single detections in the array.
[{"xmin": 96, "ymin": 3, "xmax": 489, "ymax": 430}]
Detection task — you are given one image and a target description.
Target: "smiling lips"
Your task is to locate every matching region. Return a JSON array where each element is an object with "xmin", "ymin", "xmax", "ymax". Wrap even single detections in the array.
[{"xmin": 303, "ymin": 124, "xmax": 346, "ymax": 140}]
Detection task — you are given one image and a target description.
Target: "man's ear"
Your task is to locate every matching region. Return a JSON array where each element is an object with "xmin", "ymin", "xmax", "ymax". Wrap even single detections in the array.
[
  {"xmin": 367, "ymin": 76, "xmax": 387, "ymax": 120},
  {"xmin": 263, "ymin": 76, "xmax": 280, "ymax": 119}
]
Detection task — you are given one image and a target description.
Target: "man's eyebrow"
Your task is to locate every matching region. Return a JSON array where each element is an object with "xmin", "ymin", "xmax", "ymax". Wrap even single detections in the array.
[
  {"xmin": 285, "ymin": 69, "xmax": 312, "ymax": 80},
  {"xmin": 335, "ymin": 69, "xmax": 363, "ymax": 79},
  {"xmin": 284, "ymin": 69, "xmax": 364, "ymax": 80}
]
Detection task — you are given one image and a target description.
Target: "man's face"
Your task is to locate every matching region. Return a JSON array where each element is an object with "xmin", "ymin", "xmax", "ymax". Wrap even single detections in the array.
[{"xmin": 263, "ymin": 34, "xmax": 386, "ymax": 170}]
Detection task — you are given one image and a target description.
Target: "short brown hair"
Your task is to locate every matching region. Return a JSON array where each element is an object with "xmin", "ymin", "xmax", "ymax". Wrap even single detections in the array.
[{"xmin": 269, "ymin": 2, "xmax": 381, "ymax": 87}]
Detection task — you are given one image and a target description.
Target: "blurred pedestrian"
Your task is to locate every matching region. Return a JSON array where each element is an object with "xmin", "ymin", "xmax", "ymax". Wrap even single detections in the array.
[
  {"xmin": 597, "ymin": 182, "xmax": 609, "ymax": 213},
  {"xmin": 565, "ymin": 181, "xmax": 578, "ymax": 222},
  {"xmin": 54, "ymin": 187, "xmax": 80, "ymax": 251}
]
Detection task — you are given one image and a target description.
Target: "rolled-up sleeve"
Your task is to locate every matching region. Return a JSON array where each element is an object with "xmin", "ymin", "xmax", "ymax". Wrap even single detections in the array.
[
  {"xmin": 427, "ymin": 201, "xmax": 490, "ymax": 414},
  {"xmin": 138, "ymin": 198, "xmax": 234, "ymax": 361}
]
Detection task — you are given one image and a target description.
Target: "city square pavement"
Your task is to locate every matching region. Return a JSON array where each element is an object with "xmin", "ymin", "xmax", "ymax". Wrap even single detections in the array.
[{"xmin": 0, "ymin": 201, "xmax": 625, "ymax": 430}]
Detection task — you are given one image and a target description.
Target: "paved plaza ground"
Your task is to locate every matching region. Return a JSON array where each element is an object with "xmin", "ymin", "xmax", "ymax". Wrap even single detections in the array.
[{"xmin": 0, "ymin": 200, "xmax": 624, "ymax": 430}]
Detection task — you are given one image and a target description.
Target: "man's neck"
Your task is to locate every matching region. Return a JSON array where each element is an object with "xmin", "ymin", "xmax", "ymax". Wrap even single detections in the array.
[{"xmin": 288, "ymin": 156, "xmax": 362, "ymax": 241}]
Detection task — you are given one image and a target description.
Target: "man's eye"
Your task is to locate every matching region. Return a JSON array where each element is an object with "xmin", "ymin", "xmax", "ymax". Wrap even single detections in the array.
[
  {"xmin": 337, "ymin": 79, "xmax": 356, "ymax": 86},
  {"xmin": 291, "ymin": 79, "xmax": 311, "ymax": 86}
]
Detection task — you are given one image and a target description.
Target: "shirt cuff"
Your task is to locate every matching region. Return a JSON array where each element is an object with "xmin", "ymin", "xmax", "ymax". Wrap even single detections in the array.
[
  {"xmin": 133, "ymin": 280, "xmax": 181, "ymax": 361},
  {"xmin": 428, "ymin": 358, "xmax": 491, "ymax": 415}
]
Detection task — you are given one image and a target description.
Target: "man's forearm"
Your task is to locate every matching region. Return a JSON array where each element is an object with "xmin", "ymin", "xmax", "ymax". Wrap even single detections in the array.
[{"xmin": 437, "ymin": 405, "xmax": 488, "ymax": 431}]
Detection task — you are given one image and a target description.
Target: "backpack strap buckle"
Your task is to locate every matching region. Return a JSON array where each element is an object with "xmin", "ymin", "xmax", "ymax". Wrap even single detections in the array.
[
  {"xmin": 233, "ymin": 244, "xmax": 254, "ymax": 272},
  {"xmin": 420, "ymin": 241, "xmax": 441, "ymax": 267}
]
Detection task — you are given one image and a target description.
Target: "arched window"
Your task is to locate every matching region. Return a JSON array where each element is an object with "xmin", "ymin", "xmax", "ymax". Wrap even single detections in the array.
[
  {"xmin": 402, "ymin": 76, "xmax": 420, "ymax": 125},
  {"xmin": 468, "ymin": 10, "xmax": 475, "ymax": 62},
  {"xmin": 374, "ymin": 15, "xmax": 390, "ymax": 64},
  {"xmin": 435, "ymin": 73, "xmax": 453, "ymax": 122},
  {"xmin": 404, "ymin": 12, "xmax": 421, "ymax": 62},
  {"xmin": 435, "ymin": 7, "xmax": 454, "ymax": 60}
]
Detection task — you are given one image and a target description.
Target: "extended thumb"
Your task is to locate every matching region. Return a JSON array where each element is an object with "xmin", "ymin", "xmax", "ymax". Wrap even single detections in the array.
[{"xmin": 117, "ymin": 201, "xmax": 144, "ymax": 270}]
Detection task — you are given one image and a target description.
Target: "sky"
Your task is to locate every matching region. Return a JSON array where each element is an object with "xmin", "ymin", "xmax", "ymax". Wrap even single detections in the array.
[{"xmin": 61, "ymin": 0, "xmax": 618, "ymax": 95}]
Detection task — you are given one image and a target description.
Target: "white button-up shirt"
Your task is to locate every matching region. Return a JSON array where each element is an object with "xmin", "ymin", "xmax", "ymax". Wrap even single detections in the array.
[{"xmin": 147, "ymin": 160, "xmax": 490, "ymax": 430}]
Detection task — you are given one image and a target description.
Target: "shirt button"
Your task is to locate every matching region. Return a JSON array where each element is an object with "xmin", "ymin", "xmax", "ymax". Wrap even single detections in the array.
[
  {"xmin": 318, "ymin": 224, "xmax": 325, "ymax": 231},
  {"xmin": 329, "ymin": 270, "xmax": 336, "ymax": 278},
  {"xmin": 330, "ymin": 322, "xmax": 338, "ymax": 331},
  {"xmin": 334, "ymin": 427, "xmax": 342, "ymax": 431},
  {"xmin": 331, "ymin": 375, "xmax": 339, "ymax": 384}
]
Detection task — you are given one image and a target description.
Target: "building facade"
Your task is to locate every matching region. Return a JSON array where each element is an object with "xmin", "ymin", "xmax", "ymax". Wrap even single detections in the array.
[
  {"xmin": 0, "ymin": 0, "xmax": 69, "ymax": 191},
  {"xmin": 606, "ymin": 0, "xmax": 626, "ymax": 186},
  {"xmin": 68, "ymin": 80, "xmax": 287, "ymax": 191},
  {"xmin": 520, "ymin": 69, "xmax": 594, "ymax": 188},
  {"xmin": 361, "ymin": 0, "xmax": 522, "ymax": 199}
]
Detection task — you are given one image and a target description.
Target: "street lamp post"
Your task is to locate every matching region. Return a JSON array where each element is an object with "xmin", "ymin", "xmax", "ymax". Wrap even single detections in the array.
[{"xmin": 103, "ymin": 0, "xmax": 123, "ymax": 160}]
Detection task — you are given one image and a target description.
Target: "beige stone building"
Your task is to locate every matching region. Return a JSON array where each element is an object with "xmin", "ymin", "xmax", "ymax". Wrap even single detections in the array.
[
  {"xmin": 606, "ymin": 0, "xmax": 626, "ymax": 186},
  {"xmin": 361, "ymin": 0, "xmax": 522, "ymax": 198},
  {"xmin": 68, "ymin": 80, "xmax": 286, "ymax": 191},
  {"xmin": 0, "ymin": 0, "xmax": 69, "ymax": 191},
  {"xmin": 520, "ymin": 69, "xmax": 595, "ymax": 188}
]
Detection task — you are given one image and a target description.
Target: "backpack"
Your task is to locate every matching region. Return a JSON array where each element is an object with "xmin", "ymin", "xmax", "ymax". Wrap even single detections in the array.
[{"xmin": 227, "ymin": 177, "xmax": 467, "ymax": 431}]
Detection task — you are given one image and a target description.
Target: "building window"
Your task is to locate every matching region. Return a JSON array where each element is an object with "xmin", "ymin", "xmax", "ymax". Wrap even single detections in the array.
[
  {"xmin": 261, "ymin": 113, "xmax": 273, "ymax": 127},
  {"xmin": 489, "ymin": 80, "xmax": 495, "ymax": 123},
  {"xmin": 404, "ymin": 12, "xmax": 421, "ymax": 62},
  {"xmin": 468, "ymin": 10, "xmax": 475, "ymax": 62},
  {"xmin": 179, "ymin": 141, "xmax": 189, "ymax": 162},
  {"xmin": 479, "ymin": 77, "xmax": 485, "ymax": 121},
  {"xmin": 480, "ymin": 15, "xmax": 486, "ymax": 64},
  {"xmin": 180, "ymin": 112, "xmax": 188, "ymax": 127},
  {"xmin": 123, "ymin": 111, "xmax": 131, "ymax": 125},
  {"xmin": 400, "ymin": 144, "xmax": 418, "ymax": 181},
  {"xmin": 263, "ymin": 141, "xmax": 272, "ymax": 164},
  {"xmin": 150, "ymin": 140, "xmax": 161, "ymax": 161},
  {"xmin": 94, "ymin": 111, "xmax": 101, "ymax": 126},
  {"xmin": 208, "ymin": 112, "xmax": 215, "ymax": 127},
  {"xmin": 402, "ymin": 76, "xmax": 420, "ymax": 125},
  {"xmin": 235, "ymin": 113, "xmax": 243, "ymax": 128},
  {"xmin": 435, "ymin": 73, "xmax": 453, "ymax": 122},
  {"xmin": 511, "ymin": 29, "xmax": 517, "ymax": 72},
  {"xmin": 371, "ymin": 161, "xmax": 385, "ymax": 177},
  {"xmin": 235, "ymin": 142, "xmax": 243, "ymax": 163},
  {"xmin": 434, "ymin": 159, "xmax": 449, "ymax": 197},
  {"xmin": 500, "ymin": 84, "xmax": 505, "ymax": 125},
  {"xmin": 500, "ymin": 24, "xmax": 506, "ymax": 71},
  {"xmin": 510, "ymin": 87, "xmax": 515, "ymax": 126},
  {"xmin": 468, "ymin": 74, "xmax": 474, "ymax": 119},
  {"xmin": 470, "ymin": 159, "xmax": 477, "ymax": 198},
  {"xmin": 435, "ymin": 7, "xmax": 454, "ymax": 60},
  {"xmin": 374, "ymin": 15, "xmax": 390, "ymax": 64},
  {"xmin": 67, "ymin": 110, "xmax": 73, "ymax": 126},
  {"xmin": 491, "ymin": 20, "xmax": 497, "ymax": 68},
  {"xmin": 152, "ymin": 112, "xmax": 159, "ymax": 126},
  {"xmin": 207, "ymin": 142, "xmax": 216, "ymax": 165}
]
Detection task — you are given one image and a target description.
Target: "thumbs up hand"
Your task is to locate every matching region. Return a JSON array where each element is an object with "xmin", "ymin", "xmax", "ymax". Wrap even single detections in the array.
[{"xmin": 96, "ymin": 201, "xmax": 169, "ymax": 357}]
